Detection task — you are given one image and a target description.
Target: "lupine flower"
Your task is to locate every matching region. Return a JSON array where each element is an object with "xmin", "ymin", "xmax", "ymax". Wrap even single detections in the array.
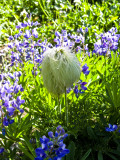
[
  {"xmin": 0, "ymin": 72, "xmax": 25, "ymax": 135},
  {"xmin": 94, "ymin": 27, "xmax": 120, "ymax": 56},
  {"xmin": 35, "ymin": 125, "xmax": 69, "ymax": 160},
  {"xmin": 82, "ymin": 64, "xmax": 90, "ymax": 75},
  {"xmin": 0, "ymin": 148, "xmax": 4, "ymax": 154},
  {"xmin": 66, "ymin": 88, "xmax": 72, "ymax": 94},
  {"xmin": 2, "ymin": 128, "xmax": 5, "ymax": 136},
  {"xmin": 105, "ymin": 124, "xmax": 118, "ymax": 132},
  {"xmin": 80, "ymin": 82, "xmax": 87, "ymax": 90},
  {"xmin": 74, "ymin": 85, "xmax": 79, "ymax": 94}
]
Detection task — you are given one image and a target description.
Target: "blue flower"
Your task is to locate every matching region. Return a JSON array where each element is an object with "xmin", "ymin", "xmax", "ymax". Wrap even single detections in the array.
[
  {"xmin": 80, "ymin": 82, "xmax": 87, "ymax": 90},
  {"xmin": 105, "ymin": 124, "xmax": 118, "ymax": 132},
  {"xmin": 82, "ymin": 64, "xmax": 90, "ymax": 75},
  {"xmin": 35, "ymin": 126, "xmax": 69, "ymax": 160},
  {"xmin": 74, "ymin": 85, "xmax": 79, "ymax": 94},
  {"xmin": 48, "ymin": 131, "xmax": 54, "ymax": 138},
  {"xmin": 0, "ymin": 148, "xmax": 4, "ymax": 154},
  {"xmin": 35, "ymin": 157, "xmax": 43, "ymax": 160},
  {"xmin": 2, "ymin": 128, "xmax": 5, "ymax": 136}
]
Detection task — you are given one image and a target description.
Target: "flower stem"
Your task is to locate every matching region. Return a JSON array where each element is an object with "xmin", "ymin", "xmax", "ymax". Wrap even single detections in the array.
[
  {"xmin": 65, "ymin": 87, "xmax": 68, "ymax": 126},
  {"xmin": 58, "ymin": 95, "xmax": 61, "ymax": 119}
]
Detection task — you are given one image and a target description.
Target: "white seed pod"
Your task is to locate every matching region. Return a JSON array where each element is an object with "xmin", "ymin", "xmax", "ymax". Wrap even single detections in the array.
[{"xmin": 41, "ymin": 46, "xmax": 80, "ymax": 95}]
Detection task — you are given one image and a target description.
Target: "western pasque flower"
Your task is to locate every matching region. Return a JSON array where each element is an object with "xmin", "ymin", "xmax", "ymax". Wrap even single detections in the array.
[{"xmin": 42, "ymin": 46, "xmax": 80, "ymax": 95}]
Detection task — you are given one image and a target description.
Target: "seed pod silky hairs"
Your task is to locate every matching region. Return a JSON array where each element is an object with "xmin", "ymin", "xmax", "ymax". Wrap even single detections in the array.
[{"xmin": 42, "ymin": 46, "xmax": 80, "ymax": 95}]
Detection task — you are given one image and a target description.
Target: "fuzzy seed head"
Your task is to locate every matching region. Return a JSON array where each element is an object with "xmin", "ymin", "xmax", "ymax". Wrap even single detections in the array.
[{"xmin": 41, "ymin": 46, "xmax": 80, "ymax": 95}]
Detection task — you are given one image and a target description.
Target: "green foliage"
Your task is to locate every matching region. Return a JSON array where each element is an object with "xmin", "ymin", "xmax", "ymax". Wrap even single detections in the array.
[
  {"xmin": 66, "ymin": 141, "xmax": 75, "ymax": 160},
  {"xmin": 0, "ymin": 0, "xmax": 120, "ymax": 159}
]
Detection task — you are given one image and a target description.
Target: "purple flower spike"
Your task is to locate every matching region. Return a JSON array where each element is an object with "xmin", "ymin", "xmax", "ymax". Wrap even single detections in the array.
[{"xmin": 35, "ymin": 126, "xmax": 69, "ymax": 159}]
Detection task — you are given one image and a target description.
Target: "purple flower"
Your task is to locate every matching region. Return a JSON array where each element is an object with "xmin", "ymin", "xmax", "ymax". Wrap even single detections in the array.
[
  {"xmin": 74, "ymin": 85, "xmax": 79, "ymax": 94},
  {"xmin": 105, "ymin": 124, "xmax": 118, "ymax": 132},
  {"xmin": 0, "ymin": 148, "xmax": 4, "ymax": 154},
  {"xmin": 3, "ymin": 117, "xmax": 9, "ymax": 126},
  {"xmin": 48, "ymin": 131, "xmax": 54, "ymax": 138},
  {"xmin": 9, "ymin": 36, "xmax": 14, "ymax": 41},
  {"xmin": 2, "ymin": 128, "xmax": 5, "ymax": 136},
  {"xmin": 35, "ymin": 126, "xmax": 69, "ymax": 160},
  {"xmin": 16, "ymin": 96, "xmax": 25, "ymax": 105},
  {"xmin": 79, "ymin": 28, "xmax": 83, "ymax": 33},
  {"xmin": 82, "ymin": 64, "xmax": 90, "ymax": 75},
  {"xmin": 21, "ymin": 22, "xmax": 27, "ymax": 28},
  {"xmin": 80, "ymin": 81, "xmax": 87, "ymax": 90},
  {"xmin": 32, "ymin": 28, "xmax": 38, "ymax": 38},
  {"xmin": 66, "ymin": 88, "xmax": 71, "ymax": 93},
  {"xmin": 55, "ymin": 31, "xmax": 61, "ymax": 37},
  {"xmin": 85, "ymin": 27, "xmax": 88, "ymax": 33},
  {"xmin": 24, "ymin": 30, "xmax": 31, "ymax": 39}
]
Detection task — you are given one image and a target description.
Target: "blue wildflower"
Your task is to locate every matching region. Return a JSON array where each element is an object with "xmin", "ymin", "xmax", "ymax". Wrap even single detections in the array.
[
  {"xmin": 82, "ymin": 64, "xmax": 90, "ymax": 75},
  {"xmin": 105, "ymin": 124, "xmax": 118, "ymax": 132},
  {"xmin": 2, "ymin": 128, "xmax": 5, "ymax": 136},
  {"xmin": 35, "ymin": 126, "xmax": 69, "ymax": 160},
  {"xmin": 0, "ymin": 148, "xmax": 4, "ymax": 154}
]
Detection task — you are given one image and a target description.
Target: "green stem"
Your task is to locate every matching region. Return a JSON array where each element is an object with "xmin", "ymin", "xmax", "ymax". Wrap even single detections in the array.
[
  {"xmin": 58, "ymin": 95, "xmax": 61, "ymax": 119},
  {"xmin": 65, "ymin": 87, "xmax": 68, "ymax": 126}
]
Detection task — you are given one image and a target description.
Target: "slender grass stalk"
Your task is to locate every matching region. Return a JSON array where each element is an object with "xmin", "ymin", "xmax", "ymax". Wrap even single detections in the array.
[
  {"xmin": 38, "ymin": 0, "xmax": 50, "ymax": 19},
  {"xmin": 65, "ymin": 87, "xmax": 68, "ymax": 126},
  {"xmin": 38, "ymin": 0, "xmax": 57, "ymax": 26}
]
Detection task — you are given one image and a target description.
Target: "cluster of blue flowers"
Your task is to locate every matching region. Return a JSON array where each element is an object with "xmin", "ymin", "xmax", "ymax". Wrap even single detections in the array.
[
  {"xmin": 8, "ymin": 19, "xmax": 43, "ymax": 66},
  {"xmin": 93, "ymin": 27, "xmax": 120, "ymax": 56},
  {"xmin": 54, "ymin": 28, "xmax": 89, "ymax": 55},
  {"xmin": 35, "ymin": 125, "xmax": 69, "ymax": 160},
  {"xmin": 0, "ymin": 71, "xmax": 25, "ymax": 154},
  {"xmin": 0, "ymin": 72, "xmax": 25, "ymax": 116}
]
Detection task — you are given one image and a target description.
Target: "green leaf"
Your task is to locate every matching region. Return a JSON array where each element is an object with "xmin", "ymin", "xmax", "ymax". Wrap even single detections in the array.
[
  {"xmin": 22, "ymin": 135, "xmax": 36, "ymax": 157},
  {"xmin": 98, "ymin": 150, "xmax": 103, "ymax": 160},
  {"xmin": 87, "ymin": 126, "xmax": 97, "ymax": 140},
  {"xmin": 35, "ymin": 130, "xmax": 41, "ymax": 148},
  {"xmin": 80, "ymin": 148, "xmax": 92, "ymax": 160},
  {"xmin": 66, "ymin": 141, "xmax": 75, "ymax": 160},
  {"xmin": 105, "ymin": 152, "xmax": 118, "ymax": 160},
  {"xmin": 18, "ymin": 143, "xmax": 34, "ymax": 160}
]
